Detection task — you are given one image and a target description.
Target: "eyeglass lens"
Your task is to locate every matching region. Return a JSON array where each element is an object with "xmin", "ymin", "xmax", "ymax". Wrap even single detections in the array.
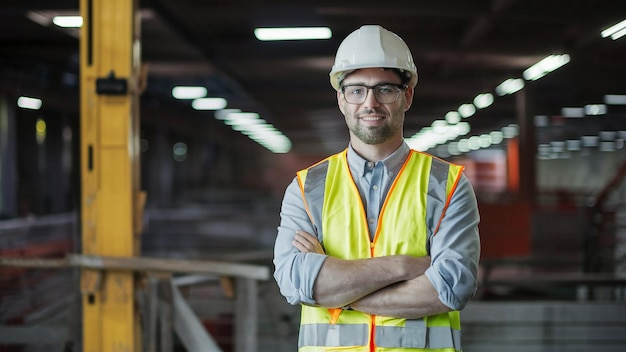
[{"xmin": 342, "ymin": 84, "xmax": 402, "ymax": 104}]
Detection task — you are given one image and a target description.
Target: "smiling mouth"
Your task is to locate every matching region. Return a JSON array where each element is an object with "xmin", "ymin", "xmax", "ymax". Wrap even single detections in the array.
[{"xmin": 359, "ymin": 115, "xmax": 385, "ymax": 121}]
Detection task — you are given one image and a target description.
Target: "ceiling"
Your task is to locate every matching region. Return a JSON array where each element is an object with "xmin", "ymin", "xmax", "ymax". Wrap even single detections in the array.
[{"xmin": 2, "ymin": 0, "xmax": 626, "ymax": 156}]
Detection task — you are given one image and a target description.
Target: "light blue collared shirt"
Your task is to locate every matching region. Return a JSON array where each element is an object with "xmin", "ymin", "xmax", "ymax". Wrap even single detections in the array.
[{"xmin": 273, "ymin": 142, "xmax": 480, "ymax": 310}]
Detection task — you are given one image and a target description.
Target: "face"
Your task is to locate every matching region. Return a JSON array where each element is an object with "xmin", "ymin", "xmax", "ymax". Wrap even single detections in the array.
[{"xmin": 337, "ymin": 68, "xmax": 414, "ymax": 146}]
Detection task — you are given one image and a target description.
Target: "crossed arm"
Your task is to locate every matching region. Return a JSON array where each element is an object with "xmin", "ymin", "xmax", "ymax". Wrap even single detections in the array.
[{"xmin": 292, "ymin": 231, "xmax": 451, "ymax": 319}]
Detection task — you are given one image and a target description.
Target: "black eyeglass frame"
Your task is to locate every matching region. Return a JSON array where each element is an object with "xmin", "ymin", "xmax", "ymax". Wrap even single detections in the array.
[{"xmin": 340, "ymin": 83, "xmax": 408, "ymax": 104}]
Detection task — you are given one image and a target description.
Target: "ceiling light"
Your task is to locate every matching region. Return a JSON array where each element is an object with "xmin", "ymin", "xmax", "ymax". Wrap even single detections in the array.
[
  {"xmin": 214, "ymin": 109, "xmax": 241, "ymax": 120},
  {"xmin": 601, "ymin": 19, "xmax": 626, "ymax": 40},
  {"xmin": 502, "ymin": 124, "xmax": 518, "ymax": 138},
  {"xmin": 495, "ymin": 78, "xmax": 524, "ymax": 96},
  {"xmin": 52, "ymin": 15, "xmax": 83, "ymax": 28},
  {"xmin": 458, "ymin": 103, "xmax": 476, "ymax": 118},
  {"xmin": 561, "ymin": 107, "xmax": 584, "ymax": 118},
  {"xmin": 585, "ymin": 104, "xmax": 607, "ymax": 116},
  {"xmin": 604, "ymin": 94, "xmax": 626, "ymax": 105},
  {"xmin": 431, "ymin": 120, "xmax": 448, "ymax": 133},
  {"xmin": 445, "ymin": 111, "xmax": 461, "ymax": 124},
  {"xmin": 254, "ymin": 27, "xmax": 332, "ymax": 41},
  {"xmin": 581, "ymin": 135, "xmax": 598, "ymax": 147},
  {"xmin": 17, "ymin": 96, "xmax": 42, "ymax": 110},
  {"xmin": 191, "ymin": 97, "xmax": 227, "ymax": 110},
  {"xmin": 562, "ymin": 107, "xmax": 585, "ymax": 118},
  {"xmin": 473, "ymin": 93, "xmax": 494, "ymax": 109},
  {"xmin": 172, "ymin": 86, "xmax": 207, "ymax": 99},
  {"xmin": 523, "ymin": 54, "xmax": 570, "ymax": 81},
  {"xmin": 490, "ymin": 131, "xmax": 504, "ymax": 144},
  {"xmin": 566, "ymin": 139, "xmax": 581, "ymax": 151}
]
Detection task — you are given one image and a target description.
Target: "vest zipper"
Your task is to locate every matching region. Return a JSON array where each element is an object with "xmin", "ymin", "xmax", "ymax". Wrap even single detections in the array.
[{"xmin": 370, "ymin": 314, "xmax": 376, "ymax": 352}]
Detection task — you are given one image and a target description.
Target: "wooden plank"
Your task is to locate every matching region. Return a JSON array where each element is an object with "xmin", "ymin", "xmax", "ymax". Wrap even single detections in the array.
[
  {"xmin": 158, "ymin": 278, "xmax": 173, "ymax": 352},
  {"xmin": 71, "ymin": 255, "xmax": 270, "ymax": 280},
  {"xmin": 235, "ymin": 278, "xmax": 258, "ymax": 352},
  {"xmin": 171, "ymin": 282, "xmax": 222, "ymax": 352},
  {"xmin": 0, "ymin": 254, "xmax": 270, "ymax": 281}
]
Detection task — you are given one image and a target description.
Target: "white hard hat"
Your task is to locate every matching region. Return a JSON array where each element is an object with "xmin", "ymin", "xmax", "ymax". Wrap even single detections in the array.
[{"xmin": 330, "ymin": 25, "xmax": 418, "ymax": 90}]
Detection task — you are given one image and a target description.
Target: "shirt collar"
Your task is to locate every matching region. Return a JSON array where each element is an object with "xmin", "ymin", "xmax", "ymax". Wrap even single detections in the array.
[{"xmin": 346, "ymin": 142, "xmax": 411, "ymax": 177}]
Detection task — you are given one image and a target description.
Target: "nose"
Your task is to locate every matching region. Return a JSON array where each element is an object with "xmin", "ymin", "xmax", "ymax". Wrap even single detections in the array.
[{"xmin": 362, "ymin": 87, "xmax": 380, "ymax": 107}]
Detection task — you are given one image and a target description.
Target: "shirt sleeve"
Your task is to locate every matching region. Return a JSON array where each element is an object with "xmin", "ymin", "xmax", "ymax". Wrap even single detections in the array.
[
  {"xmin": 273, "ymin": 177, "xmax": 328, "ymax": 305},
  {"xmin": 424, "ymin": 174, "xmax": 481, "ymax": 310}
]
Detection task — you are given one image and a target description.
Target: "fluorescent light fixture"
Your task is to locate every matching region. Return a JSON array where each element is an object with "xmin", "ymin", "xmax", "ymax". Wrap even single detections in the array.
[
  {"xmin": 444, "ymin": 111, "xmax": 461, "ymax": 125},
  {"xmin": 523, "ymin": 54, "xmax": 570, "ymax": 81},
  {"xmin": 172, "ymin": 86, "xmax": 207, "ymax": 99},
  {"xmin": 479, "ymin": 134, "xmax": 492, "ymax": 148},
  {"xmin": 214, "ymin": 109, "xmax": 241, "ymax": 120},
  {"xmin": 52, "ymin": 15, "xmax": 83, "ymax": 28},
  {"xmin": 473, "ymin": 93, "xmax": 494, "ymax": 109},
  {"xmin": 601, "ymin": 19, "xmax": 626, "ymax": 40},
  {"xmin": 604, "ymin": 94, "xmax": 626, "ymax": 105},
  {"xmin": 502, "ymin": 124, "xmax": 519, "ymax": 138},
  {"xmin": 585, "ymin": 104, "xmax": 607, "ymax": 116},
  {"xmin": 431, "ymin": 120, "xmax": 448, "ymax": 133},
  {"xmin": 600, "ymin": 141, "xmax": 615, "ymax": 152},
  {"xmin": 495, "ymin": 78, "xmax": 524, "ymax": 96},
  {"xmin": 215, "ymin": 110, "xmax": 292, "ymax": 153},
  {"xmin": 561, "ymin": 107, "xmax": 584, "ymax": 118},
  {"xmin": 458, "ymin": 103, "xmax": 476, "ymax": 118},
  {"xmin": 254, "ymin": 27, "xmax": 332, "ymax": 41},
  {"xmin": 566, "ymin": 139, "xmax": 581, "ymax": 151},
  {"xmin": 17, "ymin": 96, "xmax": 42, "ymax": 110},
  {"xmin": 191, "ymin": 97, "xmax": 227, "ymax": 110},
  {"xmin": 490, "ymin": 131, "xmax": 504, "ymax": 144},
  {"xmin": 581, "ymin": 135, "xmax": 598, "ymax": 147},
  {"xmin": 468, "ymin": 136, "xmax": 481, "ymax": 150}
]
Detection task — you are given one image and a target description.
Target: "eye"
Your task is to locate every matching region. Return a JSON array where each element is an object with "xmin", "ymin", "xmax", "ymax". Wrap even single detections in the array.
[
  {"xmin": 348, "ymin": 87, "xmax": 365, "ymax": 95},
  {"xmin": 377, "ymin": 85, "xmax": 394, "ymax": 94}
]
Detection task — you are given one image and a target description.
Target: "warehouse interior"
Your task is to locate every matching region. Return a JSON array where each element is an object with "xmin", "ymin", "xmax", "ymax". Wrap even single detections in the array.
[{"xmin": 1, "ymin": 0, "xmax": 626, "ymax": 351}]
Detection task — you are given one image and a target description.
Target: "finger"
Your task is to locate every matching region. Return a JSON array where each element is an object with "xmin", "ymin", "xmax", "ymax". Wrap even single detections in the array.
[
  {"xmin": 296, "ymin": 230, "xmax": 317, "ymax": 242},
  {"xmin": 292, "ymin": 240, "xmax": 309, "ymax": 252}
]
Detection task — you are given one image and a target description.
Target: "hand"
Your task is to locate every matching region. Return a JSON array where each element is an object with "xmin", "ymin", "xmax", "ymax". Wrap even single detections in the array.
[{"xmin": 292, "ymin": 230, "xmax": 325, "ymax": 254}]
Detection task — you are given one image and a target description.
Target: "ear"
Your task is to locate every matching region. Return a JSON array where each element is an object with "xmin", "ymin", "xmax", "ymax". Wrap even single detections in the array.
[{"xmin": 404, "ymin": 86, "xmax": 414, "ymax": 111}]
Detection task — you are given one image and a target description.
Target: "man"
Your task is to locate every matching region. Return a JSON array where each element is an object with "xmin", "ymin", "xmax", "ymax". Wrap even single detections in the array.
[{"xmin": 273, "ymin": 25, "xmax": 480, "ymax": 351}]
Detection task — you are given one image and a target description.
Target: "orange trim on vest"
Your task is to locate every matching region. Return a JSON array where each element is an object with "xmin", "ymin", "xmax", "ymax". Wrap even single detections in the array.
[{"xmin": 433, "ymin": 165, "xmax": 465, "ymax": 236}]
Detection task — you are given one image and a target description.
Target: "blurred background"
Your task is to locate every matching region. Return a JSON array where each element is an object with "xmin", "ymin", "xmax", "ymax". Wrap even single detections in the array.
[{"xmin": 1, "ymin": 1, "xmax": 625, "ymax": 351}]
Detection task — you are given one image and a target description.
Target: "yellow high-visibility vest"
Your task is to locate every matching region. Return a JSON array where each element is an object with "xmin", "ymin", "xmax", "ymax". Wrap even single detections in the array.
[{"xmin": 296, "ymin": 149, "xmax": 464, "ymax": 352}]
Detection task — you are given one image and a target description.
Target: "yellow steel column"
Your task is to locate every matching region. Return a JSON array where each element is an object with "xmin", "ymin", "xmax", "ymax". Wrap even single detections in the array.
[{"xmin": 79, "ymin": 0, "xmax": 143, "ymax": 350}]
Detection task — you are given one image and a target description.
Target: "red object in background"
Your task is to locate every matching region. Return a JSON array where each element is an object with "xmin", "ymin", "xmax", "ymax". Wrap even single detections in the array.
[{"xmin": 478, "ymin": 201, "xmax": 531, "ymax": 259}]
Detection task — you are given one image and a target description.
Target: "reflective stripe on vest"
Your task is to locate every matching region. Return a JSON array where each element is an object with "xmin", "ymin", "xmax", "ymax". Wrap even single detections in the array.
[
  {"xmin": 296, "ymin": 149, "xmax": 464, "ymax": 351},
  {"xmin": 298, "ymin": 319, "xmax": 462, "ymax": 349}
]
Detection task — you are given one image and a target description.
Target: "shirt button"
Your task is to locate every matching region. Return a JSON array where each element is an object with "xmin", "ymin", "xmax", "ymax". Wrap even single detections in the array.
[
  {"xmin": 369, "ymin": 218, "xmax": 375, "ymax": 224},
  {"xmin": 367, "ymin": 162, "xmax": 374, "ymax": 168},
  {"xmin": 372, "ymin": 185, "xmax": 378, "ymax": 190}
]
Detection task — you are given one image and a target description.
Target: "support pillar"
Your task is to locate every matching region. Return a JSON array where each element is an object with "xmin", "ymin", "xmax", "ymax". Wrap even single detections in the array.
[
  {"xmin": 79, "ymin": 0, "xmax": 143, "ymax": 350},
  {"xmin": 515, "ymin": 86, "xmax": 536, "ymax": 203},
  {"xmin": 0, "ymin": 95, "xmax": 18, "ymax": 218}
]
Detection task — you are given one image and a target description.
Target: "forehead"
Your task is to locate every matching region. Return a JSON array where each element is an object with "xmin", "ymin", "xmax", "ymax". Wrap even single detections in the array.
[{"xmin": 342, "ymin": 68, "xmax": 402, "ymax": 85}]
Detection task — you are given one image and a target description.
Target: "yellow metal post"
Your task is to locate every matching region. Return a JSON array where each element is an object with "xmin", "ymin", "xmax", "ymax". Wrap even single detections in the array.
[{"xmin": 79, "ymin": 0, "xmax": 143, "ymax": 350}]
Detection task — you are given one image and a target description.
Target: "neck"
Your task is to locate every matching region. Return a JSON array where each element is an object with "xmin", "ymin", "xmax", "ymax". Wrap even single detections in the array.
[{"xmin": 350, "ymin": 136, "xmax": 403, "ymax": 162}]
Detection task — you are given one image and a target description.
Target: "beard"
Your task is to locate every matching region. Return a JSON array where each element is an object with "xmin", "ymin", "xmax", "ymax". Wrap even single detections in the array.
[
  {"xmin": 347, "ymin": 108, "xmax": 403, "ymax": 145},
  {"xmin": 349, "ymin": 123, "xmax": 395, "ymax": 145}
]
